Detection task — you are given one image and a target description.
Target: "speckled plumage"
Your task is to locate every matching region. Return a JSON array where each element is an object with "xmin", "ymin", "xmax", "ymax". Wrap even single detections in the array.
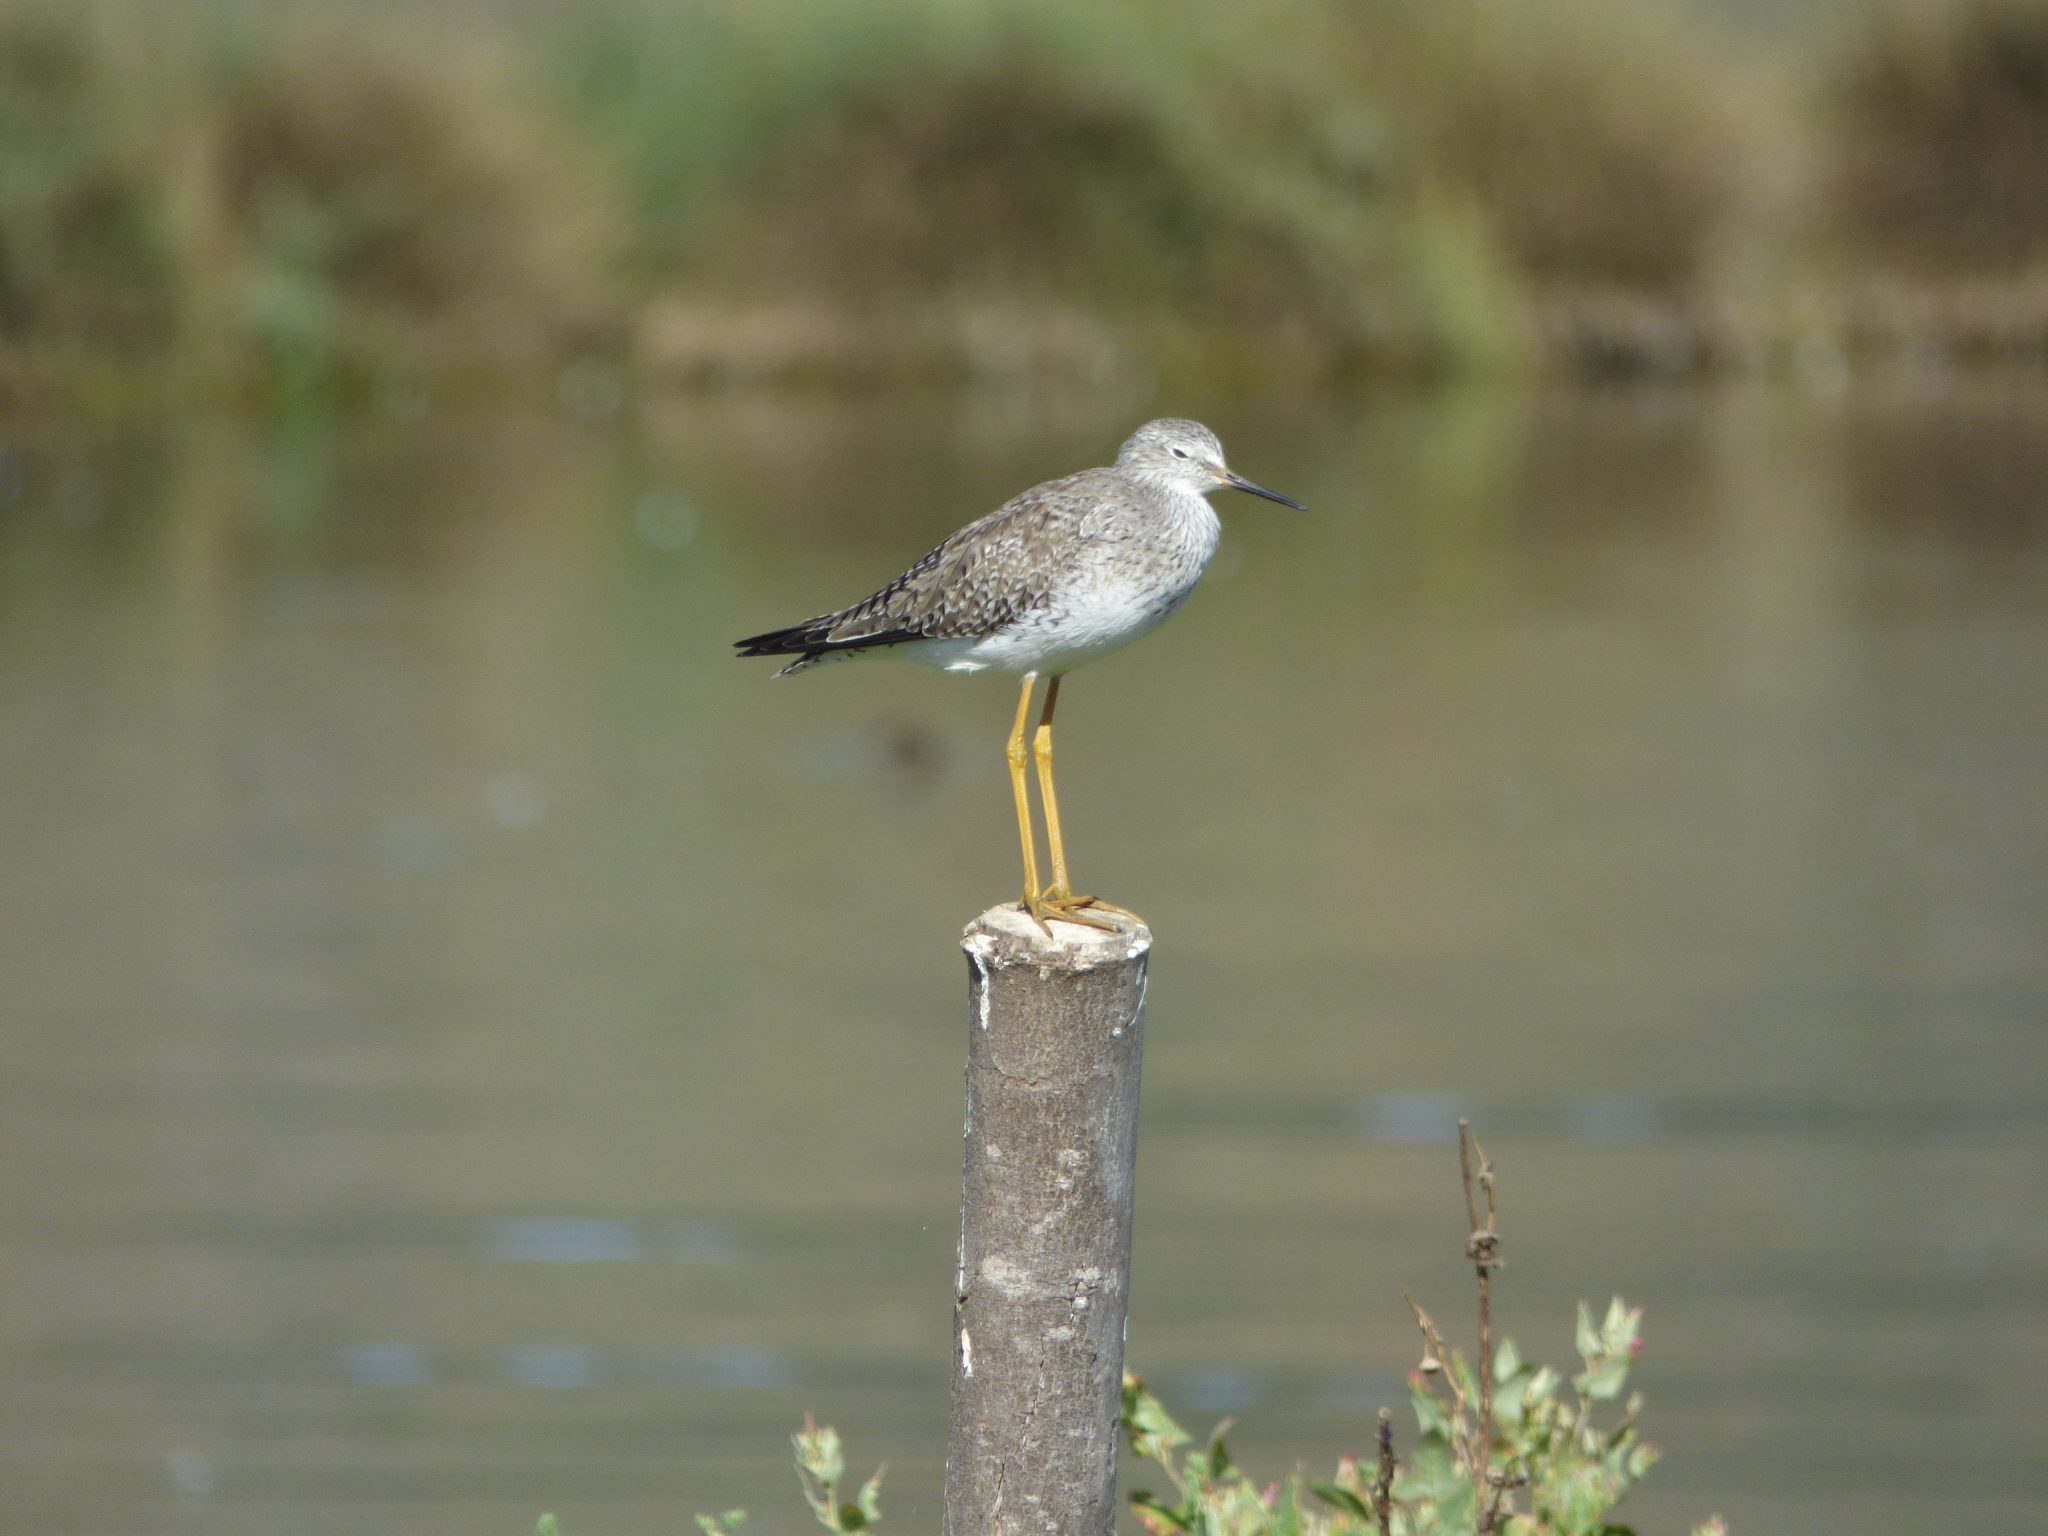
[{"xmin": 736, "ymin": 419, "xmax": 1299, "ymax": 678}]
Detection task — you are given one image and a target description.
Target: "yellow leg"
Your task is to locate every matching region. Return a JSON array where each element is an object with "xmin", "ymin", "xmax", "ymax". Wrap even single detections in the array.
[
  {"xmin": 1006, "ymin": 673, "xmax": 1042, "ymax": 914},
  {"xmin": 1029, "ymin": 676, "xmax": 1128, "ymax": 931},
  {"xmin": 1034, "ymin": 676, "xmax": 1074, "ymax": 897}
]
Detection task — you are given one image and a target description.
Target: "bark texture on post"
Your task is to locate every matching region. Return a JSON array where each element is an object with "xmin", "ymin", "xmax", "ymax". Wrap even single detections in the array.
[{"xmin": 945, "ymin": 904, "xmax": 1152, "ymax": 1536}]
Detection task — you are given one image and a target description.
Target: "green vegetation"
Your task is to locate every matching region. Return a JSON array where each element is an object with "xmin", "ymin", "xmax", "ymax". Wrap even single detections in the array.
[
  {"xmin": 553, "ymin": 0, "xmax": 1749, "ymax": 380},
  {"xmin": 1320, "ymin": 0, "xmax": 1753, "ymax": 295},
  {"xmin": 654, "ymin": 1127, "xmax": 1726, "ymax": 1536},
  {"xmin": 1117, "ymin": 1302, "xmax": 1697, "ymax": 1536},
  {"xmin": 1810, "ymin": 0, "xmax": 2048, "ymax": 366},
  {"xmin": 1825, "ymin": 0, "xmax": 2048, "ymax": 270},
  {"xmin": 5, "ymin": 0, "xmax": 2048, "ymax": 399},
  {"xmin": 0, "ymin": 11, "xmax": 179, "ymax": 389},
  {"xmin": 0, "ymin": 5, "xmax": 614, "ymax": 403},
  {"xmin": 186, "ymin": 36, "xmax": 614, "ymax": 400}
]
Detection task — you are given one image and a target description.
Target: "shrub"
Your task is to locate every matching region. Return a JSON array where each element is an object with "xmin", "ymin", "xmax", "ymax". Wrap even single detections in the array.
[
  {"xmin": 1332, "ymin": 0, "xmax": 1754, "ymax": 294},
  {"xmin": 0, "ymin": 11, "xmax": 178, "ymax": 348},
  {"xmin": 1826, "ymin": 0, "xmax": 2048, "ymax": 270},
  {"xmin": 554, "ymin": 0, "xmax": 1752, "ymax": 380},
  {"xmin": 186, "ymin": 35, "xmax": 618, "ymax": 390},
  {"xmin": 556, "ymin": 0, "xmax": 1377, "ymax": 326},
  {"xmin": 663, "ymin": 1128, "xmax": 1729, "ymax": 1536}
]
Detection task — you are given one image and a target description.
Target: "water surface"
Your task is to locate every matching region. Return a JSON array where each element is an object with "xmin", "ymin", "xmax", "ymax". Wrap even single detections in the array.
[{"xmin": 1, "ymin": 381, "xmax": 2043, "ymax": 1535}]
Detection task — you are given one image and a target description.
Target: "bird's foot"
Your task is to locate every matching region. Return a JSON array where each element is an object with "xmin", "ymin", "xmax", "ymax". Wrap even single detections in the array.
[
  {"xmin": 1022, "ymin": 886, "xmax": 1134, "ymax": 934},
  {"xmin": 1071, "ymin": 894, "xmax": 1141, "ymax": 921}
]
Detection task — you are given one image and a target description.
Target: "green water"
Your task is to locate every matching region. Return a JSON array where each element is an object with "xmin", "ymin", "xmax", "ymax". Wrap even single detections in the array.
[{"xmin": 1, "ymin": 381, "xmax": 2043, "ymax": 1535}]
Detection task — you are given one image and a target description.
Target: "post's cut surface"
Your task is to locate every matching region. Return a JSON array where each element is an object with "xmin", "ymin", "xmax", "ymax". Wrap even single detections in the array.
[{"xmin": 944, "ymin": 904, "xmax": 1152, "ymax": 1536}]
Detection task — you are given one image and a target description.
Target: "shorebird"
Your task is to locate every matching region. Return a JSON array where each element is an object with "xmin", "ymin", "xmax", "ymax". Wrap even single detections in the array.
[{"xmin": 735, "ymin": 419, "xmax": 1303, "ymax": 931}]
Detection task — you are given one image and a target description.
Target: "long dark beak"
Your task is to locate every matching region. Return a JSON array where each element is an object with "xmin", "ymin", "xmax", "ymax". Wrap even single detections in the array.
[{"xmin": 1222, "ymin": 469, "xmax": 1305, "ymax": 510}]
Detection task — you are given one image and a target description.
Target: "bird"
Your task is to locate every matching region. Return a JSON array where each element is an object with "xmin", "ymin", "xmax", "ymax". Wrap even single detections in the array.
[{"xmin": 735, "ymin": 418, "xmax": 1303, "ymax": 932}]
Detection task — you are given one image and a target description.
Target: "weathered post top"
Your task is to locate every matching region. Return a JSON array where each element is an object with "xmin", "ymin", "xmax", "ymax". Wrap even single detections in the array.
[{"xmin": 945, "ymin": 904, "xmax": 1152, "ymax": 1536}]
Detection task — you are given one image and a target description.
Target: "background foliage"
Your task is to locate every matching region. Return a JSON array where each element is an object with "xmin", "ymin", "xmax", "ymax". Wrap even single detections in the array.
[{"xmin": 6, "ymin": 0, "xmax": 2048, "ymax": 396}]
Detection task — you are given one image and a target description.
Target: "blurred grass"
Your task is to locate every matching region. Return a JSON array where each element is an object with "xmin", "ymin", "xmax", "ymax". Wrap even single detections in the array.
[
  {"xmin": 0, "ymin": 12, "xmax": 179, "ymax": 354},
  {"xmin": 1825, "ymin": 0, "xmax": 2048, "ymax": 270},
  {"xmin": 3, "ymin": 0, "xmax": 2048, "ymax": 400},
  {"xmin": 554, "ymin": 0, "xmax": 1748, "ymax": 380},
  {"xmin": 1805, "ymin": 0, "xmax": 2048, "ymax": 368},
  {"xmin": 1341, "ymin": 1, "xmax": 1755, "ymax": 292},
  {"xmin": 0, "ymin": 3, "xmax": 618, "ymax": 405},
  {"xmin": 187, "ymin": 34, "xmax": 617, "ymax": 401},
  {"xmin": 557, "ymin": 0, "xmax": 1392, "ymax": 375}
]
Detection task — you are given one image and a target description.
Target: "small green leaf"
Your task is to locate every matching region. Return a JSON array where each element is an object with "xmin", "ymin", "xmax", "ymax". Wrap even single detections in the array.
[
  {"xmin": 1272, "ymin": 1472, "xmax": 1307, "ymax": 1536},
  {"xmin": 855, "ymin": 1468, "xmax": 886, "ymax": 1525},
  {"xmin": 1310, "ymin": 1482, "xmax": 1373, "ymax": 1521},
  {"xmin": 1495, "ymin": 1337, "xmax": 1521, "ymax": 1381},
  {"xmin": 536, "ymin": 1517, "xmax": 559, "ymax": 1536},
  {"xmin": 1574, "ymin": 1301, "xmax": 1600, "ymax": 1363},
  {"xmin": 836, "ymin": 1503, "xmax": 867, "ymax": 1531},
  {"xmin": 1569, "ymin": 1299, "xmax": 1642, "ymax": 1404},
  {"xmin": 1395, "ymin": 1437, "xmax": 1466, "ymax": 1506},
  {"xmin": 794, "ymin": 1423, "xmax": 845, "ymax": 1487},
  {"xmin": 1498, "ymin": 1390, "xmax": 1529, "ymax": 1433},
  {"xmin": 1123, "ymin": 1375, "xmax": 1192, "ymax": 1464},
  {"xmin": 1409, "ymin": 1377, "xmax": 1454, "ymax": 1441},
  {"xmin": 1575, "ymin": 1352, "xmax": 1629, "ymax": 1402},
  {"xmin": 1130, "ymin": 1491, "xmax": 1194, "ymax": 1534},
  {"xmin": 1449, "ymin": 1350, "xmax": 1480, "ymax": 1408},
  {"xmin": 1601, "ymin": 1299, "xmax": 1636, "ymax": 1353},
  {"xmin": 1200, "ymin": 1420, "xmax": 1236, "ymax": 1480}
]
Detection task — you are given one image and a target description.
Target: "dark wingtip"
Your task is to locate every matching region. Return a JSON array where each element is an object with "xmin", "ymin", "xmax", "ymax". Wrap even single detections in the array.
[
  {"xmin": 734, "ymin": 623, "xmax": 818, "ymax": 658},
  {"xmin": 736, "ymin": 620, "xmax": 919, "ymax": 662}
]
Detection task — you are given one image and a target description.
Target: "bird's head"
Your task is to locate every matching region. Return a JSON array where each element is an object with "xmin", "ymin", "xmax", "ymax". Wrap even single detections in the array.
[{"xmin": 1116, "ymin": 418, "xmax": 1304, "ymax": 508}]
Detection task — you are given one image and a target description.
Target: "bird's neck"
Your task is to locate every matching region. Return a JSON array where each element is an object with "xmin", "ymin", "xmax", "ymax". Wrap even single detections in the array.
[
  {"xmin": 1169, "ymin": 482, "xmax": 1221, "ymax": 534},
  {"xmin": 1144, "ymin": 479, "xmax": 1221, "ymax": 561}
]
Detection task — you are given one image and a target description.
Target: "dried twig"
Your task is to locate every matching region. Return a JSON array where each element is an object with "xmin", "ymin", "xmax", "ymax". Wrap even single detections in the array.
[
  {"xmin": 1371, "ymin": 1408, "xmax": 1395, "ymax": 1536},
  {"xmin": 1458, "ymin": 1120, "xmax": 1505, "ymax": 1533},
  {"xmin": 1402, "ymin": 1291, "xmax": 1466, "ymax": 1440}
]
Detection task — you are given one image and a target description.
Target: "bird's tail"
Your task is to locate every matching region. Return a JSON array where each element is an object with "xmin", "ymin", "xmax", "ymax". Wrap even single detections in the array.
[{"xmin": 734, "ymin": 616, "xmax": 914, "ymax": 677}]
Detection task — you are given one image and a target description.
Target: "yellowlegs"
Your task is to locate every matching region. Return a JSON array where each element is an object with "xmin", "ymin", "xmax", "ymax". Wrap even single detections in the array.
[{"xmin": 736, "ymin": 419, "xmax": 1303, "ymax": 931}]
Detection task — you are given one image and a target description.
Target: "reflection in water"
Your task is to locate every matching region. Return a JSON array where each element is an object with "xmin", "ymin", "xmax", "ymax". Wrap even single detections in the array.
[{"xmin": 0, "ymin": 385, "xmax": 2044, "ymax": 1536}]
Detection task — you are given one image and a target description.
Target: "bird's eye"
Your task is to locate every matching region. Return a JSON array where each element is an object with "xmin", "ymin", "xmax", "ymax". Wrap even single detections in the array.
[{"xmin": 1170, "ymin": 447, "xmax": 1190, "ymax": 459}]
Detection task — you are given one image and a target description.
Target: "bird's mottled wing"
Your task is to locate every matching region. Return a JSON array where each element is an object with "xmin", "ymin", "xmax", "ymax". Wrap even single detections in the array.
[
  {"xmin": 731, "ymin": 470, "xmax": 1125, "ymax": 670},
  {"xmin": 753, "ymin": 470, "xmax": 1115, "ymax": 657}
]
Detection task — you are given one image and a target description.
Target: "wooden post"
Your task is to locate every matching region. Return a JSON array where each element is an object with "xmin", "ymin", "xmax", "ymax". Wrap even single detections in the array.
[{"xmin": 944, "ymin": 904, "xmax": 1152, "ymax": 1536}]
